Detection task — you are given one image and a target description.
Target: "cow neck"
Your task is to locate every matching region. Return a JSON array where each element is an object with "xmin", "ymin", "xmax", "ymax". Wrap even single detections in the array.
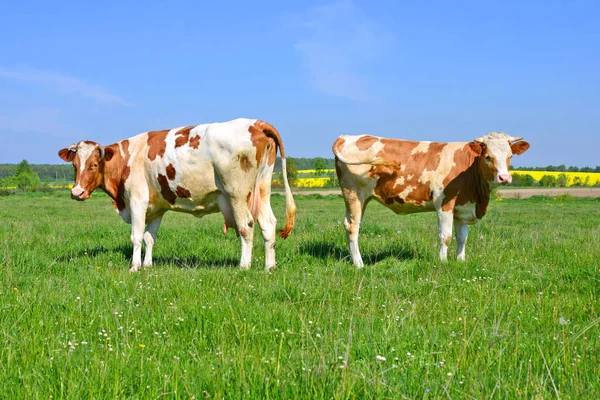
[
  {"xmin": 471, "ymin": 156, "xmax": 491, "ymax": 217},
  {"xmin": 100, "ymin": 143, "xmax": 130, "ymax": 209}
]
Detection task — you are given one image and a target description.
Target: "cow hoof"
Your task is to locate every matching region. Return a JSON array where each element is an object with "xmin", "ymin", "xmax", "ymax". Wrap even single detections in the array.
[
  {"xmin": 239, "ymin": 264, "xmax": 251, "ymax": 271},
  {"xmin": 129, "ymin": 265, "xmax": 141, "ymax": 273},
  {"xmin": 265, "ymin": 264, "xmax": 277, "ymax": 272}
]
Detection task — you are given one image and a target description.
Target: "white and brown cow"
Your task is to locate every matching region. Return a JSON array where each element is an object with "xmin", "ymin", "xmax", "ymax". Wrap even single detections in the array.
[
  {"xmin": 333, "ymin": 132, "xmax": 530, "ymax": 267},
  {"xmin": 59, "ymin": 118, "xmax": 296, "ymax": 272}
]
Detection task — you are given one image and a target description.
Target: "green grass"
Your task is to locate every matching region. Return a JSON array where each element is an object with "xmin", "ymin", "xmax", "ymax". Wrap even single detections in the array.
[{"xmin": 1, "ymin": 191, "xmax": 599, "ymax": 399}]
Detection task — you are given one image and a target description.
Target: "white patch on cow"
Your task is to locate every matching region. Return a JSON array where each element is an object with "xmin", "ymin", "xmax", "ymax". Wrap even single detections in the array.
[
  {"xmin": 454, "ymin": 202, "xmax": 477, "ymax": 224},
  {"xmin": 76, "ymin": 142, "xmax": 96, "ymax": 173},
  {"xmin": 406, "ymin": 174, "xmax": 413, "ymax": 180},
  {"xmin": 118, "ymin": 142, "xmax": 125, "ymax": 158},
  {"xmin": 395, "ymin": 176, "xmax": 405, "ymax": 186},
  {"xmin": 419, "ymin": 143, "xmax": 464, "ymax": 191},
  {"xmin": 334, "ymin": 135, "xmax": 385, "ymax": 165},
  {"xmin": 477, "ymin": 132, "xmax": 514, "ymax": 182},
  {"xmin": 410, "ymin": 141, "xmax": 431, "ymax": 155},
  {"xmin": 398, "ymin": 185, "xmax": 414, "ymax": 199}
]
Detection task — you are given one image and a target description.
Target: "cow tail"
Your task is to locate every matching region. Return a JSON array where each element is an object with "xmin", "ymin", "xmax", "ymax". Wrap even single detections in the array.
[{"xmin": 261, "ymin": 122, "xmax": 296, "ymax": 238}]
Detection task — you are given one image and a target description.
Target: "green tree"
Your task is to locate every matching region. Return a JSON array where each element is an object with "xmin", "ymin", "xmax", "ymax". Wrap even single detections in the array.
[
  {"xmin": 556, "ymin": 173, "xmax": 569, "ymax": 187},
  {"xmin": 539, "ymin": 175, "xmax": 557, "ymax": 187},
  {"xmin": 286, "ymin": 158, "xmax": 298, "ymax": 188},
  {"xmin": 314, "ymin": 157, "xmax": 326, "ymax": 176},
  {"xmin": 14, "ymin": 160, "xmax": 41, "ymax": 191}
]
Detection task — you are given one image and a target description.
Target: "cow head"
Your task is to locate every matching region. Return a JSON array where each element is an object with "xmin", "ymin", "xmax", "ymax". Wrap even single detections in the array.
[
  {"xmin": 58, "ymin": 141, "xmax": 115, "ymax": 200},
  {"xmin": 468, "ymin": 132, "xmax": 530, "ymax": 184}
]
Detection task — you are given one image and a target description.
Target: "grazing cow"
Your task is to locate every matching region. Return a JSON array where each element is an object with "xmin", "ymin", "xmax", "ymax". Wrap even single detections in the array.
[
  {"xmin": 332, "ymin": 132, "xmax": 530, "ymax": 267},
  {"xmin": 58, "ymin": 118, "xmax": 296, "ymax": 272}
]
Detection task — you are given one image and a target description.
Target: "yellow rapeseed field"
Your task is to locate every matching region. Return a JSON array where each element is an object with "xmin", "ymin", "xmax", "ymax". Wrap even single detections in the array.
[{"xmin": 512, "ymin": 170, "xmax": 600, "ymax": 186}]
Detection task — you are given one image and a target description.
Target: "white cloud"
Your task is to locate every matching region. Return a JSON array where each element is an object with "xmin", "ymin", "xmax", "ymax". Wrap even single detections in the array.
[
  {"xmin": 0, "ymin": 65, "xmax": 132, "ymax": 107},
  {"xmin": 294, "ymin": 0, "xmax": 392, "ymax": 101}
]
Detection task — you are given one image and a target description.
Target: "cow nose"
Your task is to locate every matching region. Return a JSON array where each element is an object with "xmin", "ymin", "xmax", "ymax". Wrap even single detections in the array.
[
  {"xmin": 71, "ymin": 187, "xmax": 85, "ymax": 199},
  {"xmin": 497, "ymin": 174, "xmax": 512, "ymax": 184}
]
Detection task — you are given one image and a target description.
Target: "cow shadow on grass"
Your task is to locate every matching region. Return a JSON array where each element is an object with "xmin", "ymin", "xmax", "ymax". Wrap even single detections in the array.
[
  {"xmin": 150, "ymin": 255, "xmax": 240, "ymax": 269},
  {"xmin": 56, "ymin": 245, "xmax": 239, "ymax": 270},
  {"xmin": 299, "ymin": 240, "xmax": 419, "ymax": 266}
]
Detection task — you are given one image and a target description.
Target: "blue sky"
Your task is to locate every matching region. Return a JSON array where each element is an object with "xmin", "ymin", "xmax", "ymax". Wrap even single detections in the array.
[{"xmin": 0, "ymin": 0, "xmax": 598, "ymax": 167}]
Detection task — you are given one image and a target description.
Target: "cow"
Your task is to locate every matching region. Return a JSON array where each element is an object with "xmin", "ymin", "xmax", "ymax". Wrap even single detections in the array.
[
  {"xmin": 332, "ymin": 132, "xmax": 530, "ymax": 267},
  {"xmin": 58, "ymin": 118, "xmax": 296, "ymax": 272}
]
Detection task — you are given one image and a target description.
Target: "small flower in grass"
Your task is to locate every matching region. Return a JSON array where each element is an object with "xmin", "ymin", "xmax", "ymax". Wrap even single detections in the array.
[
  {"xmin": 559, "ymin": 317, "xmax": 568, "ymax": 325},
  {"xmin": 376, "ymin": 355, "xmax": 386, "ymax": 361},
  {"xmin": 13, "ymin": 287, "xmax": 18, "ymax": 292},
  {"xmin": 139, "ymin": 344, "xmax": 146, "ymax": 348}
]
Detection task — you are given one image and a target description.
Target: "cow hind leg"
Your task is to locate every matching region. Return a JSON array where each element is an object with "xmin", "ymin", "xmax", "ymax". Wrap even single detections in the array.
[
  {"xmin": 256, "ymin": 183, "xmax": 277, "ymax": 271},
  {"xmin": 143, "ymin": 215, "xmax": 164, "ymax": 267},
  {"xmin": 129, "ymin": 201, "xmax": 148, "ymax": 272},
  {"xmin": 342, "ymin": 189, "xmax": 367, "ymax": 268},
  {"xmin": 230, "ymin": 197, "xmax": 255, "ymax": 270},
  {"xmin": 454, "ymin": 220, "xmax": 469, "ymax": 261}
]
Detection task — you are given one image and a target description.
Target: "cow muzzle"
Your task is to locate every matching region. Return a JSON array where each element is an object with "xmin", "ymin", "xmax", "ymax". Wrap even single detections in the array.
[
  {"xmin": 496, "ymin": 174, "xmax": 512, "ymax": 184},
  {"xmin": 71, "ymin": 187, "xmax": 89, "ymax": 201}
]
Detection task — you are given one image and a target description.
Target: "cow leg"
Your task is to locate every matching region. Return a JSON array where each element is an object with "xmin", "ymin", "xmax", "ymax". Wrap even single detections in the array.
[
  {"xmin": 129, "ymin": 202, "xmax": 148, "ymax": 272},
  {"xmin": 143, "ymin": 215, "xmax": 163, "ymax": 267},
  {"xmin": 231, "ymin": 198, "xmax": 255, "ymax": 270},
  {"xmin": 454, "ymin": 220, "xmax": 469, "ymax": 261},
  {"xmin": 342, "ymin": 189, "xmax": 367, "ymax": 268},
  {"xmin": 256, "ymin": 184, "xmax": 277, "ymax": 271},
  {"xmin": 437, "ymin": 211, "xmax": 454, "ymax": 262}
]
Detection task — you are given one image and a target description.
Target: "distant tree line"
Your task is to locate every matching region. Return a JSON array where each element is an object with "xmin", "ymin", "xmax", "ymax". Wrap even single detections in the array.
[
  {"xmin": 510, "ymin": 173, "xmax": 600, "ymax": 188},
  {"xmin": 512, "ymin": 165, "xmax": 600, "ymax": 173},
  {"xmin": 0, "ymin": 163, "xmax": 73, "ymax": 182}
]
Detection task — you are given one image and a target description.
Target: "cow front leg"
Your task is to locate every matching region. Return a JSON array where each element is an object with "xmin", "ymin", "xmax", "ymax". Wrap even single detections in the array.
[
  {"xmin": 143, "ymin": 215, "xmax": 163, "ymax": 268},
  {"xmin": 129, "ymin": 203, "xmax": 147, "ymax": 272},
  {"xmin": 342, "ymin": 189, "xmax": 367, "ymax": 268},
  {"xmin": 454, "ymin": 220, "xmax": 469, "ymax": 261},
  {"xmin": 437, "ymin": 210, "xmax": 454, "ymax": 262}
]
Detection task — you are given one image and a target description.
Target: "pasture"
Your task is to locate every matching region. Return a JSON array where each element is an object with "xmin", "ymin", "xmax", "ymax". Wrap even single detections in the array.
[{"xmin": 1, "ymin": 192, "xmax": 599, "ymax": 398}]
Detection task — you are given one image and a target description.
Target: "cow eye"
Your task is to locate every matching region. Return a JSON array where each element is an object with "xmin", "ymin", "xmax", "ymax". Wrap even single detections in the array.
[{"xmin": 485, "ymin": 156, "xmax": 493, "ymax": 162}]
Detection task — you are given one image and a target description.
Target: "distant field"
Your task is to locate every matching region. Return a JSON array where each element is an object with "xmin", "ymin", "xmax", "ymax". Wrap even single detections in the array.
[
  {"xmin": 1, "ymin": 192, "xmax": 599, "ymax": 398},
  {"xmin": 512, "ymin": 170, "xmax": 600, "ymax": 186}
]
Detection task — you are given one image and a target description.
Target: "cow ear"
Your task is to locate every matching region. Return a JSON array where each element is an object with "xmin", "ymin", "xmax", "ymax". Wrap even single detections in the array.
[
  {"xmin": 103, "ymin": 147, "xmax": 115, "ymax": 162},
  {"xmin": 58, "ymin": 148, "xmax": 76, "ymax": 162},
  {"xmin": 511, "ymin": 141, "xmax": 530, "ymax": 155},
  {"xmin": 468, "ymin": 142, "xmax": 484, "ymax": 156}
]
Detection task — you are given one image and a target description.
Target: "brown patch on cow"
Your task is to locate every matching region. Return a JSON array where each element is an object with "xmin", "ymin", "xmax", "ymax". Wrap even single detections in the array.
[
  {"xmin": 248, "ymin": 220, "xmax": 254, "ymax": 228},
  {"xmin": 511, "ymin": 141, "xmax": 530, "ymax": 155},
  {"xmin": 157, "ymin": 174, "xmax": 177, "ymax": 205},
  {"xmin": 240, "ymin": 154, "xmax": 252, "ymax": 172},
  {"xmin": 120, "ymin": 139, "xmax": 130, "ymax": 157},
  {"xmin": 332, "ymin": 137, "xmax": 345, "ymax": 155},
  {"xmin": 442, "ymin": 144, "xmax": 490, "ymax": 219},
  {"xmin": 368, "ymin": 139, "xmax": 447, "ymax": 207},
  {"xmin": 249, "ymin": 120, "xmax": 285, "ymax": 166},
  {"xmin": 174, "ymin": 126, "xmax": 194, "ymax": 148},
  {"xmin": 189, "ymin": 135, "xmax": 201, "ymax": 149},
  {"xmin": 101, "ymin": 141, "xmax": 131, "ymax": 211},
  {"xmin": 147, "ymin": 130, "xmax": 169, "ymax": 160},
  {"xmin": 58, "ymin": 148, "xmax": 77, "ymax": 162},
  {"xmin": 246, "ymin": 191, "xmax": 252, "ymax": 204},
  {"xmin": 175, "ymin": 186, "xmax": 191, "ymax": 198},
  {"xmin": 442, "ymin": 236, "xmax": 452, "ymax": 247},
  {"xmin": 249, "ymin": 122, "xmax": 268, "ymax": 165},
  {"xmin": 166, "ymin": 164, "xmax": 176, "ymax": 180},
  {"xmin": 356, "ymin": 136, "xmax": 379, "ymax": 151}
]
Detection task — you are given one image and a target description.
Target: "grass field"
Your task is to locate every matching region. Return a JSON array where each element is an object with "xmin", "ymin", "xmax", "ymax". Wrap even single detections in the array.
[{"xmin": 1, "ymin": 191, "xmax": 599, "ymax": 398}]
